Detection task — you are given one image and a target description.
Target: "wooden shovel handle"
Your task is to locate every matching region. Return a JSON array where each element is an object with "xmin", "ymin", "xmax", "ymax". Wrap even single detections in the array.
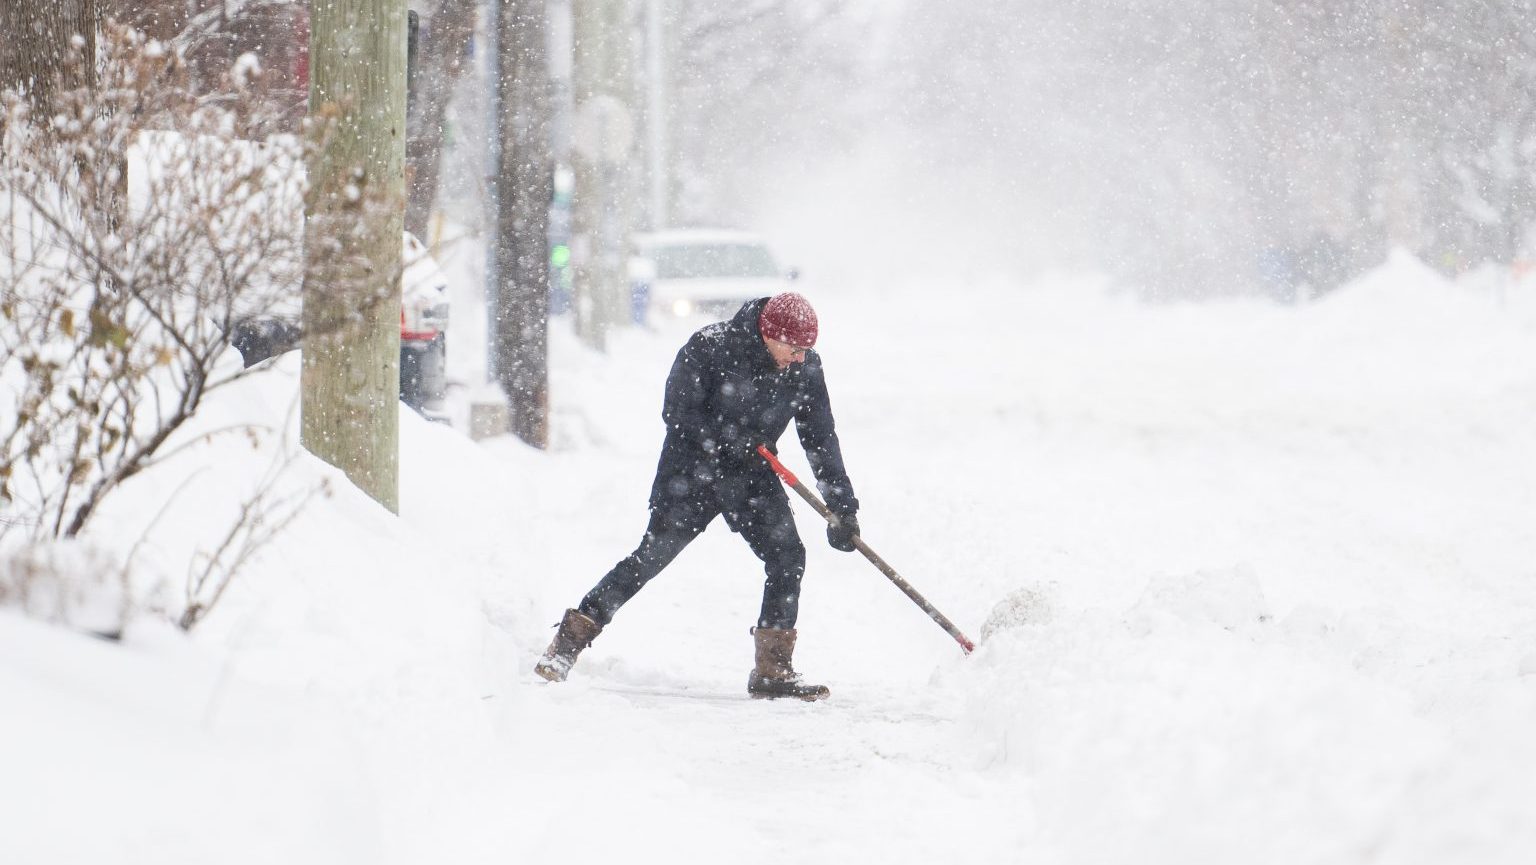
[{"xmin": 755, "ymin": 445, "xmax": 975, "ymax": 654}]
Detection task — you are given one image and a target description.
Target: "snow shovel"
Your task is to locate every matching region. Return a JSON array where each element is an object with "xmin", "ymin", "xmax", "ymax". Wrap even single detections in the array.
[{"xmin": 756, "ymin": 445, "xmax": 976, "ymax": 654}]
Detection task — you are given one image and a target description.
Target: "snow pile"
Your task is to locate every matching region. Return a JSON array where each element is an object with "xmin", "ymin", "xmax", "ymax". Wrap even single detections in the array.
[
  {"xmin": 953, "ymin": 570, "xmax": 1536, "ymax": 863},
  {"xmin": 0, "ymin": 540, "xmax": 124, "ymax": 635},
  {"xmin": 979, "ymin": 582, "xmax": 1057, "ymax": 641},
  {"xmin": 2, "ymin": 353, "xmax": 539, "ymax": 864},
  {"xmin": 953, "ymin": 569, "xmax": 1440, "ymax": 863},
  {"xmin": 930, "ymin": 254, "xmax": 1536, "ymax": 864}
]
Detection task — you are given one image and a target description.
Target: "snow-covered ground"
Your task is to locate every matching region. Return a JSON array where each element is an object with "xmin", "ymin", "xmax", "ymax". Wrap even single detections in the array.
[{"xmin": 5, "ymin": 251, "xmax": 1536, "ymax": 864}]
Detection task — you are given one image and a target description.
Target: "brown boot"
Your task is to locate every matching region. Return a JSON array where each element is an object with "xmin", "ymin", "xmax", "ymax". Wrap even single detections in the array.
[
  {"xmin": 747, "ymin": 627, "xmax": 830, "ymax": 701},
  {"xmin": 534, "ymin": 608, "xmax": 603, "ymax": 682}
]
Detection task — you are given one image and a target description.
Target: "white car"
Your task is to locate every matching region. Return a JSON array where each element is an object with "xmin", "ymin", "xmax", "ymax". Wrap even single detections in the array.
[{"xmin": 631, "ymin": 229, "xmax": 796, "ymax": 321}]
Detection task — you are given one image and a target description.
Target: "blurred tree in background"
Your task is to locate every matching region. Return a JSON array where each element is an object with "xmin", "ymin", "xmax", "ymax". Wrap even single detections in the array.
[
  {"xmin": 658, "ymin": 0, "xmax": 870, "ymax": 226},
  {"xmin": 880, "ymin": 0, "xmax": 1536, "ymax": 297},
  {"xmin": 406, "ymin": 0, "xmax": 478, "ymax": 241},
  {"xmin": 10, "ymin": 1, "xmax": 1532, "ymax": 311}
]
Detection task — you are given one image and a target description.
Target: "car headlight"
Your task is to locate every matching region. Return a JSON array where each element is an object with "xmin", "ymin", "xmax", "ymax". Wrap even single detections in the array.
[{"xmin": 671, "ymin": 298, "xmax": 694, "ymax": 317}]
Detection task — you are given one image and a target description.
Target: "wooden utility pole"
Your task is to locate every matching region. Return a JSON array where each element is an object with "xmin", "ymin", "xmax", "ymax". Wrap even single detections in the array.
[
  {"xmin": 569, "ymin": 0, "xmax": 636, "ymax": 350},
  {"xmin": 492, "ymin": 0, "xmax": 554, "ymax": 447},
  {"xmin": 302, "ymin": 0, "xmax": 407, "ymax": 513}
]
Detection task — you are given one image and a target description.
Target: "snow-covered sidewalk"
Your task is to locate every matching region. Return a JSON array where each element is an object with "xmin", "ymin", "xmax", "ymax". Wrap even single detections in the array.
[{"xmin": 6, "ymin": 255, "xmax": 1536, "ymax": 864}]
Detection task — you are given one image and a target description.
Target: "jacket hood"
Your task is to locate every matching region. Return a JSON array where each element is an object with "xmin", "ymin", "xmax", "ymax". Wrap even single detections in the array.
[
  {"xmin": 729, "ymin": 297, "xmax": 772, "ymax": 338},
  {"xmin": 727, "ymin": 297, "xmax": 776, "ymax": 370}
]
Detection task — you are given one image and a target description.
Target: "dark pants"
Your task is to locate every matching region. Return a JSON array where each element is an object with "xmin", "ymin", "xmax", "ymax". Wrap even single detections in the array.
[{"xmin": 578, "ymin": 484, "xmax": 807, "ymax": 630}]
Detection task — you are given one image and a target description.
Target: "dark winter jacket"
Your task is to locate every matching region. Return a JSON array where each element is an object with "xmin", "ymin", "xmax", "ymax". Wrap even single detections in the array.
[{"xmin": 649, "ymin": 298, "xmax": 859, "ymax": 518}]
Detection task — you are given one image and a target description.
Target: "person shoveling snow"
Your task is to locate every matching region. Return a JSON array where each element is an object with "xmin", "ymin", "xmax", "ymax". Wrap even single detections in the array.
[{"xmin": 535, "ymin": 293, "xmax": 862, "ymax": 701}]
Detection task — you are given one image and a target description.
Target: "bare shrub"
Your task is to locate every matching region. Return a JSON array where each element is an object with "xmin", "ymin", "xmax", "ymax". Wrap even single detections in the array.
[
  {"xmin": 1, "ymin": 22, "xmax": 393, "ymax": 630},
  {"xmin": 177, "ymin": 411, "xmax": 331, "ymax": 632}
]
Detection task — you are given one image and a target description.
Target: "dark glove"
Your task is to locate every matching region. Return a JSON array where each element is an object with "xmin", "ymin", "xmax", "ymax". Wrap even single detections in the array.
[{"xmin": 827, "ymin": 513, "xmax": 860, "ymax": 552}]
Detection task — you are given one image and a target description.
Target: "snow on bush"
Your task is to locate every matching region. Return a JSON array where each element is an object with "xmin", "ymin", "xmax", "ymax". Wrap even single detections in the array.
[
  {"xmin": 0, "ymin": 24, "xmax": 363, "ymax": 633},
  {"xmin": 0, "ymin": 540, "xmax": 125, "ymax": 637}
]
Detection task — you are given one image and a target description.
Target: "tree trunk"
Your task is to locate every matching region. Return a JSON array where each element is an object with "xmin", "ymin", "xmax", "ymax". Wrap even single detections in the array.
[
  {"xmin": 493, "ymin": 0, "xmax": 553, "ymax": 447},
  {"xmin": 404, "ymin": 0, "xmax": 478, "ymax": 241},
  {"xmin": 301, "ymin": 0, "xmax": 407, "ymax": 513},
  {"xmin": 0, "ymin": 0, "xmax": 98, "ymax": 108},
  {"xmin": 569, "ymin": 0, "xmax": 636, "ymax": 350}
]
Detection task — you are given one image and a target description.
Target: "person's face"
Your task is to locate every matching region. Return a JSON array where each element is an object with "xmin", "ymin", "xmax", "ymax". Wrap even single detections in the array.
[{"xmin": 764, "ymin": 336, "xmax": 812, "ymax": 369}]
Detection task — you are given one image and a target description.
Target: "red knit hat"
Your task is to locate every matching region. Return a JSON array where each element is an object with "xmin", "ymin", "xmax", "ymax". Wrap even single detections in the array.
[{"xmin": 758, "ymin": 292, "xmax": 818, "ymax": 348}]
